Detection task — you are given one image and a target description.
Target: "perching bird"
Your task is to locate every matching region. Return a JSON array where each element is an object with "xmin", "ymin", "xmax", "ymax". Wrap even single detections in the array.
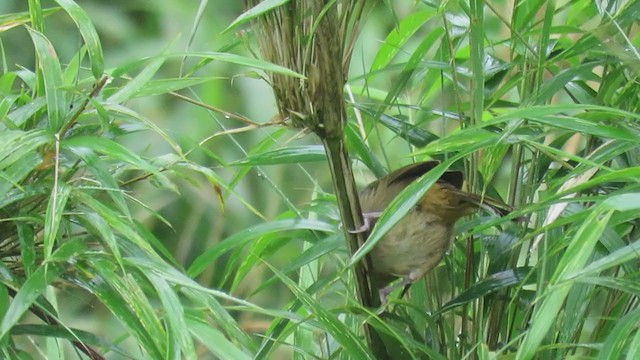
[{"xmin": 357, "ymin": 161, "xmax": 511, "ymax": 305}]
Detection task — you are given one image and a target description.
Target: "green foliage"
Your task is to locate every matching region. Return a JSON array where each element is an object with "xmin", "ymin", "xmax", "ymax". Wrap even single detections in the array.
[{"xmin": 1, "ymin": 0, "xmax": 639, "ymax": 359}]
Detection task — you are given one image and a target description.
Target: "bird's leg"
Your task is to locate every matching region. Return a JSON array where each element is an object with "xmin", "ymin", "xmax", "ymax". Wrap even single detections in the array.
[
  {"xmin": 378, "ymin": 275, "xmax": 414, "ymax": 306},
  {"xmin": 399, "ymin": 283, "xmax": 411, "ymax": 300},
  {"xmin": 349, "ymin": 212, "xmax": 383, "ymax": 233}
]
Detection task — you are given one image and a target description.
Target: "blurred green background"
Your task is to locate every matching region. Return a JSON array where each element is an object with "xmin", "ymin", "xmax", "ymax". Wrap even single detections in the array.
[{"xmin": 1, "ymin": 0, "xmax": 403, "ymax": 342}]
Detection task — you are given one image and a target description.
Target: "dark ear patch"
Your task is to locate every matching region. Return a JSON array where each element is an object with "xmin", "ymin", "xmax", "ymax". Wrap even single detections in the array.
[{"xmin": 439, "ymin": 170, "xmax": 464, "ymax": 189}]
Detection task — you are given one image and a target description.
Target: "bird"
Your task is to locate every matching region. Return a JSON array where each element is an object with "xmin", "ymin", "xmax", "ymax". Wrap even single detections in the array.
[{"xmin": 356, "ymin": 161, "xmax": 511, "ymax": 306}]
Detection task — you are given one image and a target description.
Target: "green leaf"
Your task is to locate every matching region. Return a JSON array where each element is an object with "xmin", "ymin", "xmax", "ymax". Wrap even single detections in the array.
[
  {"xmin": 250, "ymin": 235, "xmax": 342, "ymax": 296},
  {"xmin": 0, "ymin": 152, "xmax": 41, "ymax": 198},
  {"xmin": 416, "ymin": 128, "xmax": 498, "ymax": 155},
  {"xmin": 224, "ymin": 0, "xmax": 290, "ymax": 34},
  {"xmin": 232, "ymin": 145, "xmax": 327, "ymax": 166},
  {"xmin": 132, "ymin": 77, "xmax": 226, "ymax": 98},
  {"xmin": 62, "ymin": 136, "xmax": 162, "ymax": 177},
  {"xmin": 11, "ymin": 324, "xmax": 117, "ymax": 352},
  {"xmin": 53, "ymin": 0, "xmax": 104, "ymax": 78},
  {"xmin": 187, "ymin": 315, "xmax": 252, "ymax": 360},
  {"xmin": 597, "ymin": 307, "xmax": 640, "ymax": 360},
  {"xmin": 26, "ymin": 28, "xmax": 67, "ymax": 131},
  {"xmin": 355, "ymin": 104, "xmax": 438, "ymax": 148},
  {"xmin": 64, "ymin": 146, "xmax": 130, "ymax": 219},
  {"xmin": 516, "ymin": 207, "xmax": 614, "ymax": 360},
  {"xmin": 437, "ymin": 268, "xmax": 533, "ymax": 315},
  {"xmin": 345, "ymin": 122, "xmax": 386, "ymax": 178},
  {"xmin": 108, "ymin": 56, "xmax": 166, "ymax": 103},
  {"xmin": 188, "ymin": 219, "xmax": 334, "ymax": 277},
  {"xmin": 17, "ymin": 224, "xmax": 36, "ymax": 276},
  {"xmin": 530, "ymin": 115, "xmax": 637, "ymax": 142},
  {"xmin": 189, "ymin": 52, "xmax": 304, "ymax": 79},
  {"xmin": 0, "ymin": 264, "xmax": 64, "ymax": 341},
  {"xmin": 146, "ymin": 274, "xmax": 196, "ymax": 360},
  {"xmin": 266, "ymin": 263, "xmax": 375, "ymax": 360},
  {"xmin": 0, "ymin": 8, "xmax": 59, "ymax": 32},
  {"xmin": 76, "ymin": 258, "xmax": 164, "ymax": 358},
  {"xmin": 43, "ymin": 184, "xmax": 71, "ymax": 259},
  {"xmin": 74, "ymin": 192, "xmax": 159, "ymax": 257},
  {"xmin": 370, "ymin": 9, "xmax": 435, "ymax": 73}
]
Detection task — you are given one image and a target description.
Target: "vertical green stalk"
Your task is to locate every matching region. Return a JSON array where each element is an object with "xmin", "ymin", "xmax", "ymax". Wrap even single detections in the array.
[
  {"xmin": 322, "ymin": 136, "xmax": 389, "ymax": 360},
  {"xmin": 28, "ymin": 0, "xmax": 45, "ymax": 101},
  {"xmin": 464, "ymin": 0, "xmax": 484, "ymax": 356}
]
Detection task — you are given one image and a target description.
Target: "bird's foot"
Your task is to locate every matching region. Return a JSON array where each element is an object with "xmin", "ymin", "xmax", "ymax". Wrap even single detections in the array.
[{"xmin": 349, "ymin": 212, "xmax": 383, "ymax": 234}]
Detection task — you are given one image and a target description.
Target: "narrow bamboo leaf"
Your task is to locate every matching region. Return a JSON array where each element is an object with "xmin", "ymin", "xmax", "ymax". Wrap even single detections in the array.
[
  {"xmin": 224, "ymin": 0, "xmax": 290, "ymax": 34},
  {"xmin": 54, "ymin": 0, "xmax": 104, "ymax": 78},
  {"xmin": 479, "ymin": 143, "xmax": 509, "ymax": 185},
  {"xmin": 0, "ymin": 264, "xmax": 64, "ymax": 340},
  {"xmin": 355, "ymin": 104, "xmax": 438, "ymax": 147},
  {"xmin": 26, "ymin": 28, "xmax": 67, "ymax": 131},
  {"xmin": 533, "ymin": 62, "xmax": 598, "ymax": 105},
  {"xmin": 75, "ymin": 260, "xmax": 163, "ymax": 359},
  {"xmin": 626, "ymin": 328, "xmax": 640, "ymax": 360},
  {"xmin": 11, "ymin": 324, "xmax": 118, "ymax": 352},
  {"xmin": 469, "ymin": 0, "xmax": 485, "ymax": 125},
  {"xmin": 17, "ymin": 224, "xmax": 36, "ymax": 276},
  {"xmin": 0, "ymin": 152, "xmax": 41, "ymax": 198},
  {"xmin": 0, "ymin": 8, "xmax": 59, "ymax": 32},
  {"xmin": 0, "ymin": 130, "xmax": 51, "ymax": 171},
  {"xmin": 187, "ymin": 315, "xmax": 252, "ymax": 360},
  {"xmin": 345, "ymin": 123, "xmax": 386, "ymax": 178},
  {"xmin": 75, "ymin": 212, "xmax": 123, "ymax": 267},
  {"xmin": 516, "ymin": 207, "xmax": 614, "ymax": 360},
  {"xmin": 75, "ymin": 193, "xmax": 159, "ymax": 256},
  {"xmin": 6, "ymin": 97, "xmax": 46, "ymax": 127},
  {"xmin": 174, "ymin": 161, "xmax": 265, "ymax": 220},
  {"xmin": 0, "ymin": 184, "xmax": 50, "ymax": 209},
  {"xmin": 146, "ymin": 274, "xmax": 196, "ymax": 360},
  {"xmin": 62, "ymin": 136, "xmax": 161, "ymax": 177},
  {"xmin": 602, "ymin": 193, "xmax": 640, "ymax": 212},
  {"xmin": 530, "ymin": 115, "xmax": 637, "ymax": 142},
  {"xmin": 0, "ymin": 286, "xmax": 7, "ymax": 331},
  {"xmin": 66, "ymin": 146, "xmax": 130, "ymax": 219},
  {"xmin": 415, "ymin": 129, "xmax": 498, "ymax": 155},
  {"xmin": 188, "ymin": 219, "xmax": 334, "ymax": 277},
  {"xmin": 43, "ymin": 184, "xmax": 71, "ymax": 259},
  {"xmin": 47, "ymin": 237, "xmax": 87, "ymax": 262},
  {"xmin": 565, "ymin": 214, "xmax": 640, "ymax": 280},
  {"xmin": 189, "ymin": 52, "xmax": 304, "ymax": 79},
  {"xmin": 228, "ymin": 127, "xmax": 286, "ymax": 192},
  {"xmin": 486, "ymin": 104, "xmax": 640, "ymax": 128},
  {"xmin": 129, "ymin": 257, "xmax": 257, "ymax": 351},
  {"xmin": 98, "ymin": 261, "xmax": 167, "ymax": 354},
  {"xmin": 62, "ymin": 47, "xmax": 85, "ymax": 85},
  {"xmin": 437, "ymin": 267, "xmax": 533, "ymax": 315},
  {"xmin": 108, "ymin": 56, "xmax": 165, "ymax": 103},
  {"xmin": 370, "ymin": 9, "xmax": 435, "ymax": 72},
  {"xmin": 251, "ymin": 235, "xmax": 342, "ymax": 297},
  {"xmin": 232, "ymin": 145, "xmax": 327, "ymax": 166},
  {"xmin": 375, "ymin": 27, "xmax": 445, "ymax": 121},
  {"xmin": 132, "ymin": 77, "xmax": 226, "ymax": 98},
  {"xmin": 266, "ymin": 263, "xmax": 375, "ymax": 360},
  {"xmin": 101, "ymin": 103, "xmax": 183, "ymax": 157},
  {"xmin": 597, "ymin": 308, "xmax": 640, "ymax": 360}
]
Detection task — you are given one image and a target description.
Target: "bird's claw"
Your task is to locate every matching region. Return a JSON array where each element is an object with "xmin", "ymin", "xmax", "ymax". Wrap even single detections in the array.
[{"xmin": 349, "ymin": 212, "xmax": 383, "ymax": 234}]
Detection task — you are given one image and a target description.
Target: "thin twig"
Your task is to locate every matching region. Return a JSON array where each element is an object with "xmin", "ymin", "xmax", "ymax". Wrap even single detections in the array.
[{"xmin": 59, "ymin": 76, "xmax": 110, "ymax": 139}]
